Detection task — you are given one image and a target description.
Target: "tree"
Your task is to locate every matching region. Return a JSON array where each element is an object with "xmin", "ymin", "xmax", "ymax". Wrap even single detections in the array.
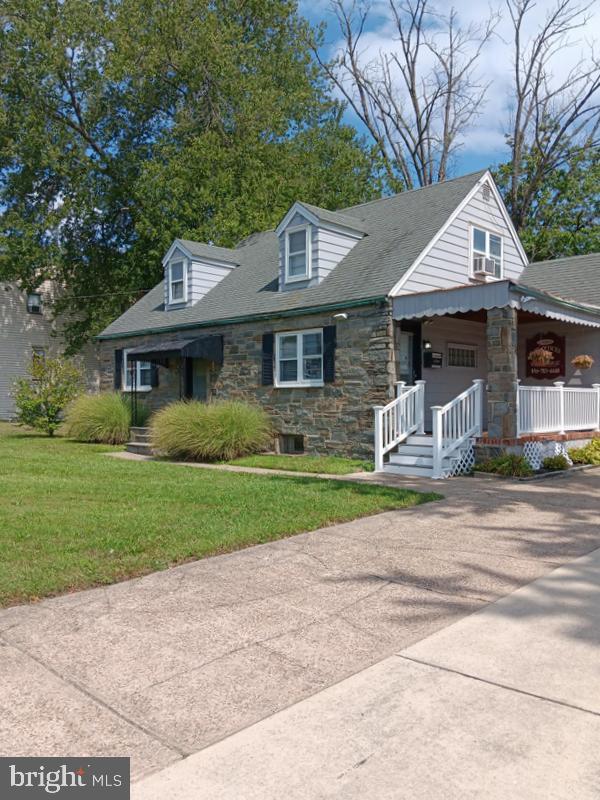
[
  {"xmin": 317, "ymin": 0, "xmax": 498, "ymax": 190},
  {"xmin": 13, "ymin": 356, "xmax": 83, "ymax": 436},
  {"xmin": 501, "ymin": 0, "xmax": 600, "ymax": 233},
  {"xmin": 0, "ymin": 0, "xmax": 377, "ymax": 350},
  {"xmin": 496, "ymin": 147, "xmax": 600, "ymax": 260}
]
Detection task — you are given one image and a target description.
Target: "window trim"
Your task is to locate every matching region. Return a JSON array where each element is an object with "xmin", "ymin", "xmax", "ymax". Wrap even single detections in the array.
[
  {"xmin": 122, "ymin": 349, "xmax": 152, "ymax": 392},
  {"xmin": 447, "ymin": 342, "xmax": 478, "ymax": 369},
  {"xmin": 275, "ymin": 328, "xmax": 324, "ymax": 388},
  {"xmin": 167, "ymin": 259, "xmax": 188, "ymax": 305},
  {"xmin": 469, "ymin": 224, "xmax": 503, "ymax": 278},
  {"xmin": 284, "ymin": 224, "xmax": 311, "ymax": 283},
  {"xmin": 26, "ymin": 292, "xmax": 43, "ymax": 314}
]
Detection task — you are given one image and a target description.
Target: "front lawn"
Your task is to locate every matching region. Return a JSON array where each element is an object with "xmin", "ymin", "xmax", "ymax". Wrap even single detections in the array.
[
  {"xmin": 0, "ymin": 424, "xmax": 440, "ymax": 607},
  {"xmin": 228, "ymin": 453, "xmax": 373, "ymax": 475}
]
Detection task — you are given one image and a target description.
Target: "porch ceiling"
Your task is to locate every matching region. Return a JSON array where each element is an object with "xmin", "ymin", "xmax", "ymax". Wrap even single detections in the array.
[{"xmin": 392, "ymin": 280, "xmax": 600, "ymax": 328}]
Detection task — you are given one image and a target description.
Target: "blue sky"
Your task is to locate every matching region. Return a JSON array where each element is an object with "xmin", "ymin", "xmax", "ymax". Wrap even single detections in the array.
[{"xmin": 299, "ymin": 0, "xmax": 600, "ymax": 179}]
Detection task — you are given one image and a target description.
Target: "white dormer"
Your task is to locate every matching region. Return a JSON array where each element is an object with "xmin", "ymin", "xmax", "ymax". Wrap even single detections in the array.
[
  {"xmin": 275, "ymin": 202, "xmax": 366, "ymax": 292},
  {"xmin": 162, "ymin": 239, "xmax": 239, "ymax": 310}
]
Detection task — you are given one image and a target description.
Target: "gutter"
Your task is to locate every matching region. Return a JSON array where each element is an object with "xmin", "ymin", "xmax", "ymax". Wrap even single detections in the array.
[{"xmin": 95, "ymin": 295, "xmax": 388, "ymax": 341}]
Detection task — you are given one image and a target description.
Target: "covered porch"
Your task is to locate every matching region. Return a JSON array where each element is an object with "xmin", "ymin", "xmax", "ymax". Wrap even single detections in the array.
[{"xmin": 375, "ymin": 281, "xmax": 600, "ymax": 477}]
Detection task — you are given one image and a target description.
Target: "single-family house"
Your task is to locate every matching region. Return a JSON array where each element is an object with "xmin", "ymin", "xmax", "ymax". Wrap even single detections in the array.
[
  {"xmin": 1, "ymin": 281, "xmax": 100, "ymax": 419},
  {"xmin": 96, "ymin": 170, "xmax": 600, "ymax": 477}
]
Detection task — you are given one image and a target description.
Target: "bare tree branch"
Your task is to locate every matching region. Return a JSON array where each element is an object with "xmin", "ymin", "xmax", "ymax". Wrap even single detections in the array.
[
  {"xmin": 316, "ymin": 0, "xmax": 498, "ymax": 189},
  {"xmin": 505, "ymin": 0, "xmax": 600, "ymax": 229}
]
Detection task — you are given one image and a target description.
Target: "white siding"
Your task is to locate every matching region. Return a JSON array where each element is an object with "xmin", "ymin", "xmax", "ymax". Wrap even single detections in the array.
[
  {"xmin": 518, "ymin": 321, "xmax": 600, "ymax": 387},
  {"xmin": 164, "ymin": 247, "xmax": 236, "ymax": 309},
  {"xmin": 0, "ymin": 282, "xmax": 100, "ymax": 419},
  {"xmin": 314, "ymin": 226, "xmax": 361, "ymax": 282},
  {"xmin": 399, "ymin": 182, "xmax": 527, "ymax": 294},
  {"xmin": 278, "ymin": 211, "xmax": 361, "ymax": 291}
]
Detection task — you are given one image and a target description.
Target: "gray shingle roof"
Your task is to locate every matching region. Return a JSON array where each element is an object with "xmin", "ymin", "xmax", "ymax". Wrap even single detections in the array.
[
  {"xmin": 176, "ymin": 239, "xmax": 240, "ymax": 264},
  {"xmin": 98, "ymin": 170, "xmax": 487, "ymax": 338},
  {"xmin": 522, "ymin": 252, "xmax": 600, "ymax": 308},
  {"xmin": 296, "ymin": 202, "xmax": 369, "ymax": 233}
]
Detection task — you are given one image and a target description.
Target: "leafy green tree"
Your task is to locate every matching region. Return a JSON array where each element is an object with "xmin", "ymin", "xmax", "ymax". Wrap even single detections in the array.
[
  {"xmin": 13, "ymin": 356, "xmax": 83, "ymax": 436},
  {"xmin": 0, "ymin": 0, "xmax": 377, "ymax": 350},
  {"xmin": 495, "ymin": 146, "xmax": 600, "ymax": 262}
]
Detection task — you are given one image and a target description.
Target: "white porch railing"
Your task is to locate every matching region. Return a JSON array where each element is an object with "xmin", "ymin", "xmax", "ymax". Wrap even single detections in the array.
[
  {"xmin": 431, "ymin": 379, "xmax": 485, "ymax": 479},
  {"xmin": 518, "ymin": 382, "xmax": 600, "ymax": 435},
  {"xmin": 373, "ymin": 381, "xmax": 426, "ymax": 471}
]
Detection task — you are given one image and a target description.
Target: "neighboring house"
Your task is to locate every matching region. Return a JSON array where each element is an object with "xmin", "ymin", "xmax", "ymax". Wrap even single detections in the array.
[
  {"xmin": 0, "ymin": 281, "xmax": 100, "ymax": 419},
  {"xmin": 97, "ymin": 170, "xmax": 600, "ymax": 477}
]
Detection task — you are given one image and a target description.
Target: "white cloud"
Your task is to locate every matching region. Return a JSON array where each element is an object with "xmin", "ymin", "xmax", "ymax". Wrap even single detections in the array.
[{"xmin": 306, "ymin": 0, "xmax": 600, "ymax": 165}]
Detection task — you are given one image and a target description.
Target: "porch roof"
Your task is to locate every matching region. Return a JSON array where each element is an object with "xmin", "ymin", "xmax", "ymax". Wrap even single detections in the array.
[
  {"xmin": 392, "ymin": 280, "xmax": 600, "ymax": 328},
  {"xmin": 126, "ymin": 335, "xmax": 224, "ymax": 364}
]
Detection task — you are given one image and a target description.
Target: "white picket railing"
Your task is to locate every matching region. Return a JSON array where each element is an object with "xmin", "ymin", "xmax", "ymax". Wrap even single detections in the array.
[
  {"xmin": 373, "ymin": 381, "xmax": 425, "ymax": 471},
  {"xmin": 431, "ymin": 380, "xmax": 485, "ymax": 479},
  {"xmin": 518, "ymin": 382, "xmax": 600, "ymax": 435}
]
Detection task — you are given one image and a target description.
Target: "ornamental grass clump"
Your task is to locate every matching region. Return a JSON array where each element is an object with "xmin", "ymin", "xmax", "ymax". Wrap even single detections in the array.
[
  {"xmin": 64, "ymin": 392, "xmax": 131, "ymax": 444},
  {"xmin": 151, "ymin": 400, "xmax": 273, "ymax": 461}
]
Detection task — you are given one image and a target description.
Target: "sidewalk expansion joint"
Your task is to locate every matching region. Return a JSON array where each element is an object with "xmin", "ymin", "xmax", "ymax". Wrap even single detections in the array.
[{"xmin": 398, "ymin": 654, "xmax": 600, "ymax": 719}]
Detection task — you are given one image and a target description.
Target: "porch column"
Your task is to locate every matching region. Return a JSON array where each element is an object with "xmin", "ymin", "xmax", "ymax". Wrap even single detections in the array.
[{"xmin": 486, "ymin": 307, "xmax": 518, "ymax": 438}]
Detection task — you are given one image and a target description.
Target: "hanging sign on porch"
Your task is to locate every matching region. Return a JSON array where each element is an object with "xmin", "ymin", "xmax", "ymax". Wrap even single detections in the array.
[{"xmin": 526, "ymin": 332, "xmax": 565, "ymax": 379}]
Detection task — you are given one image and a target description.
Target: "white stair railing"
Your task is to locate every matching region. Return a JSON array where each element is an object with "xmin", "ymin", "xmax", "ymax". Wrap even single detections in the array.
[
  {"xmin": 518, "ymin": 382, "xmax": 600, "ymax": 435},
  {"xmin": 431, "ymin": 380, "xmax": 485, "ymax": 479},
  {"xmin": 373, "ymin": 381, "xmax": 425, "ymax": 471}
]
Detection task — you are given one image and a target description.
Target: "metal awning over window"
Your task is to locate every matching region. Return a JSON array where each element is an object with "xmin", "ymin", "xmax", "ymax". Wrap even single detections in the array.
[{"xmin": 126, "ymin": 335, "xmax": 223, "ymax": 365}]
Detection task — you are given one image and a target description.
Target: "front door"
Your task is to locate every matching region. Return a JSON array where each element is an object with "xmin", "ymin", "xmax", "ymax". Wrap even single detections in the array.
[
  {"xmin": 184, "ymin": 358, "xmax": 209, "ymax": 401},
  {"xmin": 398, "ymin": 332, "xmax": 414, "ymax": 384}
]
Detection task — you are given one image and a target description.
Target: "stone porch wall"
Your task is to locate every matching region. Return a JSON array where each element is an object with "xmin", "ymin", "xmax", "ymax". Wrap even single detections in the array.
[{"xmin": 98, "ymin": 302, "xmax": 396, "ymax": 459}]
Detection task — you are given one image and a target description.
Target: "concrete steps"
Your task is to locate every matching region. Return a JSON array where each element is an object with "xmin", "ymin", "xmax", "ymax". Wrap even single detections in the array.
[{"xmin": 126, "ymin": 427, "xmax": 153, "ymax": 455}]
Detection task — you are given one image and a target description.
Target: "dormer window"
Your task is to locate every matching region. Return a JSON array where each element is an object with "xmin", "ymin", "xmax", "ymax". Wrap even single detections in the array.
[
  {"xmin": 26, "ymin": 292, "xmax": 42, "ymax": 314},
  {"xmin": 285, "ymin": 226, "xmax": 310, "ymax": 283},
  {"xmin": 168, "ymin": 260, "xmax": 187, "ymax": 304}
]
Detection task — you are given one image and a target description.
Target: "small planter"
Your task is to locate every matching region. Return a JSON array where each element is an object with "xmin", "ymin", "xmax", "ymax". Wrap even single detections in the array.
[{"xmin": 571, "ymin": 354, "xmax": 594, "ymax": 370}]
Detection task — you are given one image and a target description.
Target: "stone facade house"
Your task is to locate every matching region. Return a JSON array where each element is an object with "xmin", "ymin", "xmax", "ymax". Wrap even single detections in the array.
[{"xmin": 97, "ymin": 171, "xmax": 600, "ymax": 477}]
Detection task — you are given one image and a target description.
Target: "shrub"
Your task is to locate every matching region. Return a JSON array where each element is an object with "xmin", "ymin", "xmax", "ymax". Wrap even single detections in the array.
[
  {"xmin": 13, "ymin": 356, "xmax": 83, "ymax": 436},
  {"xmin": 477, "ymin": 453, "xmax": 534, "ymax": 477},
  {"xmin": 151, "ymin": 400, "xmax": 273, "ymax": 461},
  {"xmin": 542, "ymin": 454, "xmax": 570, "ymax": 471},
  {"xmin": 64, "ymin": 392, "xmax": 132, "ymax": 444},
  {"xmin": 569, "ymin": 439, "xmax": 600, "ymax": 465}
]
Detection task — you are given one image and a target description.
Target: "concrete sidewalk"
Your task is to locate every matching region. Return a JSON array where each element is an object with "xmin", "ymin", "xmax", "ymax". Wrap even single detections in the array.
[
  {"xmin": 1, "ymin": 471, "xmax": 598, "ymax": 782},
  {"xmin": 133, "ymin": 545, "xmax": 600, "ymax": 799}
]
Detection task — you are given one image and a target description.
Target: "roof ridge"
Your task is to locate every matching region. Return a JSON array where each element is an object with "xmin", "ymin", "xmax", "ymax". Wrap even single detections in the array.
[{"xmin": 339, "ymin": 169, "xmax": 489, "ymax": 213}]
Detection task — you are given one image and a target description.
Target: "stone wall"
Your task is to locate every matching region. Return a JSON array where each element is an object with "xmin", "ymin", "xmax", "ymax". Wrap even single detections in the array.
[{"xmin": 98, "ymin": 302, "xmax": 396, "ymax": 459}]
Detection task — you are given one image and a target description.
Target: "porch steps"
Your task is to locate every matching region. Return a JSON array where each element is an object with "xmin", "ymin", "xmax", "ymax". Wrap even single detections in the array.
[
  {"xmin": 383, "ymin": 434, "xmax": 470, "ymax": 479},
  {"xmin": 126, "ymin": 427, "xmax": 153, "ymax": 456}
]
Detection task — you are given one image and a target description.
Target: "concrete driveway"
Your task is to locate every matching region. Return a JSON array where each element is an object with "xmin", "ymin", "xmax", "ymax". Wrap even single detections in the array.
[{"xmin": 0, "ymin": 471, "xmax": 599, "ymax": 781}]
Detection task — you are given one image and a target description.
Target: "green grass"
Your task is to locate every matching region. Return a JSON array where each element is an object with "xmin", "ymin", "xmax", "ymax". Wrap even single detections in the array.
[
  {"xmin": 228, "ymin": 453, "xmax": 374, "ymax": 475},
  {"xmin": 0, "ymin": 423, "xmax": 440, "ymax": 607}
]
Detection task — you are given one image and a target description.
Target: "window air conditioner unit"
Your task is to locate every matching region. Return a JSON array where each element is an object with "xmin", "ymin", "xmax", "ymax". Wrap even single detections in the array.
[{"xmin": 473, "ymin": 256, "xmax": 496, "ymax": 277}]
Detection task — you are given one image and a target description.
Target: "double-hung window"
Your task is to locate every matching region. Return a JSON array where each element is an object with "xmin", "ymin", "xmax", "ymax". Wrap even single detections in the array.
[
  {"xmin": 123, "ymin": 350, "xmax": 152, "ymax": 391},
  {"xmin": 276, "ymin": 329, "xmax": 323, "ymax": 387},
  {"xmin": 26, "ymin": 293, "xmax": 42, "ymax": 314},
  {"xmin": 168, "ymin": 260, "xmax": 187, "ymax": 304},
  {"xmin": 472, "ymin": 227, "xmax": 503, "ymax": 277},
  {"xmin": 285, "ymin": 226, "xmax": 310, "ymax": 282}
]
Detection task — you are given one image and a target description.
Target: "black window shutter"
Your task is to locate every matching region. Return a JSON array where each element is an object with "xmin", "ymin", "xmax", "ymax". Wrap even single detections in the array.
[
  {"xmin": 323, "ymin": 325, "xmax": 336, "ymax": 383},
  {"xmin": 150, "ymin": 363, "xmax": 159, "ymax": 388},
  {"xmin": 114, "ymin": 349, "xmax": 123, "ymax": 390},
  {"xmin": 261, "ymin": 333, "xmax": 274, "ymax": 385}
]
